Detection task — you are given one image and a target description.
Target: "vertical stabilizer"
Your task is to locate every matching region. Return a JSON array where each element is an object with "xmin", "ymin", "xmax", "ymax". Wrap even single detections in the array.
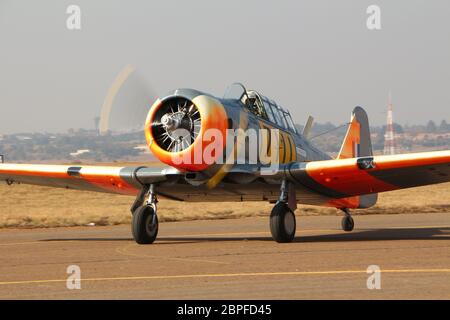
[
  {"xmin": 337, "ymin": 106, "xmax": 377, "ymax": 208},
  {"xmin": 337, "ymin": 106, "xmax": 373, "ymax": 159}
]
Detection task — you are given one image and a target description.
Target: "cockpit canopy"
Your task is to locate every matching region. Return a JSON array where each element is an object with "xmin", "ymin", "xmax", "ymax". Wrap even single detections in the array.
[{"xmin": 223, "ymin": 83, "xmax": 297, "ymax": 133}]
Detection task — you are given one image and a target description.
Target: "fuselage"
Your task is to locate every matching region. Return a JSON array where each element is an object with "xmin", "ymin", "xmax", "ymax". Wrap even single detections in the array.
[
  {"xmin": 147, "ymin": 87, "xmax": 330, "ymax": 166},
  {"xmin": 142, "ymin": 87, "xmax": 342, "ymax": 206}
]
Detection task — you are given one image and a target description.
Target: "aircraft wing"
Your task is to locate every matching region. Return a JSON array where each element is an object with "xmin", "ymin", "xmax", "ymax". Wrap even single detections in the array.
[
  {"xmin": 0, "ymin": 150, "xmax": 448, "ymax": 204},
  {"xmin": 287, "ymin": 150, "xmax": 450, "ymax": 198},
  {"xmin": 0, "ymin": 164, "xmax": 180, "ymax": 196}
]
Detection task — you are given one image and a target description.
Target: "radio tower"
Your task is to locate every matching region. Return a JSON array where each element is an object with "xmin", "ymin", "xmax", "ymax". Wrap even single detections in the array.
[{"xmin": 383, "ymin": 93, "xmax": 396, "ymax": 155}]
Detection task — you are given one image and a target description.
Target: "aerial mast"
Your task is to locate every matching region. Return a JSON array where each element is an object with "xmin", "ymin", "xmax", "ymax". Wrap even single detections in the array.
[{"xmin": 383, "ymin": 92, "xmax": 396, "ymax": 155}]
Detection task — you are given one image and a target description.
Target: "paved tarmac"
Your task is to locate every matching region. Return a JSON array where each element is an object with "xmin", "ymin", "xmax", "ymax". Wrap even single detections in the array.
[{"xmin": 0, "ymin": 213, "xmax": 450, "ymax": 299}]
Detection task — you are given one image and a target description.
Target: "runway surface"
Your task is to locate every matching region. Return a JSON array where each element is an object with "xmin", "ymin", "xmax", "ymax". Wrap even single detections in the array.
[{"xmin": 0, "ymin": 212, "xmax": 450, "ymax": 299}]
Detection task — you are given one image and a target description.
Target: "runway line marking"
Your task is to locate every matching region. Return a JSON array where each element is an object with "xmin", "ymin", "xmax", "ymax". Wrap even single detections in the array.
[{"xmin": 1, "ymin": 268, "xmax": 450, "ymax": 286}]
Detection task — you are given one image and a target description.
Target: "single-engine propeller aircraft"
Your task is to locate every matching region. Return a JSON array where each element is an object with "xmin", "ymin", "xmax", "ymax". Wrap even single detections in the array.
[{"xmin": 1, "ymin": 83, "xmax": 449, "ymax": 244}]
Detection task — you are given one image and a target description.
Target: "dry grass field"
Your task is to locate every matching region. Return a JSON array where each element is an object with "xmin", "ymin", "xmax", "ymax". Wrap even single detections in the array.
[{"xmin": 0, "ymin": 180, "xmax": 449, "ymax": 228}]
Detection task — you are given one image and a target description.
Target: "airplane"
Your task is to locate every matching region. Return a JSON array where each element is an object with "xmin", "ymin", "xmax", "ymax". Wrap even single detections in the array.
[{"xmin": 1, "ymin": 83, "xmax": 449, "ymax": 244}]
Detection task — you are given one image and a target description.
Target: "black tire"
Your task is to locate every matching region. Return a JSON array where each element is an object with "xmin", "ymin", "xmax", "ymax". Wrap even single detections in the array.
[
  {"xmin": 131, "ymin": 205, "xmax": 158, "ymax": 244},
  {"xmin": 270, "ymin": 202, "xmax": 296, "ymax": 243},
  {"xmin": 341, "ymin": 216, "xmax": 354, "ymax": 232}
]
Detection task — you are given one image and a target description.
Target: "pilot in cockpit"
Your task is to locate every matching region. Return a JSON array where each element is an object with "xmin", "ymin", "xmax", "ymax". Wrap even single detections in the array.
[{"xmin": 246, "ymin": 97, "xmax": 260, "ymax": 115}]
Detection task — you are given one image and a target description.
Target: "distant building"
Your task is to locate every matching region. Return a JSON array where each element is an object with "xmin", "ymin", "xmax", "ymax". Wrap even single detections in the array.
[
  {"xmin": 94, "ymin": 116, "xmax": 100, "ymax": 135},
  {"xmin": 17, "ymin": 136, "xmax": 32, "ymax": 141},
  {"xmin": 133, "ymin": 145, "xmax": 151, "ymax": 153},
  {"xmin": 70, "ymin": 149, "xmax": 90, "ymax": 157}
]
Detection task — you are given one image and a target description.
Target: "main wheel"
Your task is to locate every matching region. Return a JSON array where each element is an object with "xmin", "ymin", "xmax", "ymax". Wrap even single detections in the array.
[
  {"xmin": 132, "ymin": 205, "xmax": 159, "ymax": 244},
  {"xmin": 270, "ymin": 202, "xmax": 296, "ymax": 243},
  {"xmin": 341, "ymin": 216, "xmax": 354, "ymax": 232}
]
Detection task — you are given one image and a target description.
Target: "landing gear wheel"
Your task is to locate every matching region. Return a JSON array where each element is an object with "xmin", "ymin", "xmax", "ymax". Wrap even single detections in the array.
[
  {"xmin": 132, "ymin": 205, "xmax": 159, "ymax": 244},
  {"xmin": 270, "ymin": 202, "xmax": 296, "ymax": 243},
  {"xmin": 341, "ymin": 216, "xmax": 354, "ymax": 232}
]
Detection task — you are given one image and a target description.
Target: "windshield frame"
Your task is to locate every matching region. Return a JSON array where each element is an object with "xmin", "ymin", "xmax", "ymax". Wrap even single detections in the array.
[{"xmin": 223, "ymin": 82, "xmax": 249, "ymax": 103}]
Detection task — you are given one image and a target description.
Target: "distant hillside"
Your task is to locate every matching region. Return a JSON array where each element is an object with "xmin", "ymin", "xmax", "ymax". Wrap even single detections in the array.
[
  {"xmin": 299, "ymin": 120, "xmax": 450, "ymax": 156},
  {"xmin": 1, "ymin": 120, "xmax": 449, "ymax": 162}
]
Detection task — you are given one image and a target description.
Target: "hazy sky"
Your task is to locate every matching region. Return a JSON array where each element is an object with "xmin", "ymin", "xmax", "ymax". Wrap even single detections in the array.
[{"xmin": 1, "ymin": 0, "xmax": 449, "ymax": 133}]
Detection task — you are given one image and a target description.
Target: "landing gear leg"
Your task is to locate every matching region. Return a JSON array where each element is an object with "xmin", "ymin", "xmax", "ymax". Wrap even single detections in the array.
[
  {"xmin": 270, "ymin": 180, "xmax": 296, "ymax": 243},
  {"xmin": 131, "ymin": 184, "xmax": 159, "ymax": 244},
  {"xmin": 341, "ymin": 208, "xmax": 354, "ymax": 232}
]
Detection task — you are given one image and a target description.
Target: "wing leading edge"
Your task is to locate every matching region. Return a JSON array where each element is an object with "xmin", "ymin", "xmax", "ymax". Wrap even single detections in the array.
[
  {"xmin": 288, "ymin": 150, "xmax": 450, "ymax": 199},
  {"xmin": 0, "ymin": 164, "xmax": 173, "ymax": 196}
]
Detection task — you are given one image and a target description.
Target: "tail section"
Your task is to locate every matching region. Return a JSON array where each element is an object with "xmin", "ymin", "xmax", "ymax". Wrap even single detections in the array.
[
  {"xmin": 337, "ymin": 106, "xmax": 373, "ymax": 159},
  {"xmin": 338, "ymin": 106, "xmax": 377, "ymax": 208}
]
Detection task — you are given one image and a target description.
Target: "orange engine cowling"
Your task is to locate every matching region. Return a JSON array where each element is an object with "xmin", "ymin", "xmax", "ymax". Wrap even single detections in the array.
[{"xmin": 144, "ymin": 93, "xmax": 229, "ymax": 172}]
